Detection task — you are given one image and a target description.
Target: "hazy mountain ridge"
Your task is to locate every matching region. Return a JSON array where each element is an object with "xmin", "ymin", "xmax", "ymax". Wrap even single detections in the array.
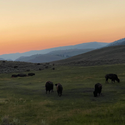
[
  {"xmin": 15, "ymin": 54, "xmax": 66, "ymax": 63},
  {"xmin": 1, "ymin": 38, "xmax": 125, "ymax": 63},
  {"xmin": 107, "ymin": 38, "xmax": 125, "ymax": 46},
  {"xmin": 0, "ymin": 42, "xmax": 108, "ymax": 61},
  {"xmin": 0, "ymin": 58, "xmax": 4, "ymax": 60},
  {"xmin": 16, "ymin": 38, "xmax": 125, "ymax": 63},
  {"xmin": 15, "ymin": 48, "xmax": 94, "ymax": 63},
  {"xmin": 47, "ymin": 48, "xmax": 94, "ymax": 57},
  {"xmin": 54, "ymin": 45, "xmax": 125, "ymax": 66},
  {"xmin": 0, "ymin": 45, "xmax": 125, "ymax": 73}
]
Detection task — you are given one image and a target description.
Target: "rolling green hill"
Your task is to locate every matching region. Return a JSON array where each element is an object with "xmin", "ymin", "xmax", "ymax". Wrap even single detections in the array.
[{"xmin": 0, "ymin": 61, "xmax": 53, "ymax": 73}]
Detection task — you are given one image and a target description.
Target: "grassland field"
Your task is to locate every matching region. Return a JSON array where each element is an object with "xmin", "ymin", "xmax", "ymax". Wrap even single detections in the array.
[{"xmin": 0, "ymin": 64, "xmax": 125, "ymax": 125}]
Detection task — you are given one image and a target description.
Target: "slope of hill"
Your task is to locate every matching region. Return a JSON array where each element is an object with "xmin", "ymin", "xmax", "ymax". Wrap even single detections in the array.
[
  {"xmin": 107, "ymin": 38, "xmax": 125, "ymax": 46},
  {"xmin": 0, "ymin": 45, "xmax": 125, "ymax": 73},
  {"xmin": 54, "ymin": 45, "xmax": 125, "ymax": 66},
  {"xmin": 0, "ymin": 60, "xmax": 54, "ymax": 73},
  {"xmin": 0, "ymin": 42, "xmax": 108, "ymax": 60},
  {"xmin": 16, "ymin": 48, "xmax": 94, "ymax": 63}
]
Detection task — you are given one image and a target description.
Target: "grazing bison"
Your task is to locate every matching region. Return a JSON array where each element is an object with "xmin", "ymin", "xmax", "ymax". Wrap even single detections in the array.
[
  {"xmin": 14, "ymin": 66, "xmax": 18, "ymax": 68},
  {"xmin": 18, "ymin": 73, "xmax": 27, "ymax": 77},
  {"xmin": 45, "ymin": 81, "xmax": 54, "ymax": 94},
  {"xmin": 105, "ymin": 74, "xmax": 120, "ymax": 83},
  {"xmin": 55, "ymin": 83, "xmax": 63, "ymax": 97},
  {"xmin": 93, "ymin": 83, "xmax": 102, "ymax": 97},
  {"xmin": 28, "ymin": 73, "xmax": 35, "ymax": 76},
  {"xmin": 11, "ymin": 74, "xmax": 19, "ymax": 78},
  {"xmin": 52, "ymin": 68, "xmax": 55, "ymax": 70},
  {"xmin": 37, "ymin": 63, "xmax": 41, "ymax": 65}
]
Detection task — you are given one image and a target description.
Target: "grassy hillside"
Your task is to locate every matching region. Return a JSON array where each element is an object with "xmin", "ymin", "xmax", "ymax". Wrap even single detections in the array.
[
  {"xmin": 0, "ymin": 61, "xmax": 54, "ymax": 73},
  {"xmin": 107, "ymin": 38, "xmax": 125, "ymax": 47},
  {"xmin": 54, "ymin": 45, "xmax": 125, "ymax": 66},
  {"xmin": 0, "ymin": 64, "xmax": 125, "ymax": 125}
]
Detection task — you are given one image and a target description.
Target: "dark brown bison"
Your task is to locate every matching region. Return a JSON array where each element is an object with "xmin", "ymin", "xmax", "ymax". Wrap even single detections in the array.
[
  {"xmin": 18, "ymin": 73, "xmax": 27, "ymax": 77},
  {"xmin": 28, "ymin": 73, "xmax": 35, "ymax": 76},
  {"xmin": 11, "ymin": 74, "xmax": 19, "ymax": 78},
  {"xmin": 52, "ymin": 68, "xmax": 55, "ymax": 70},
  {"xmin": 37, "ymin": 63, "xmax": 41, "ymax": 65},
  {"xmin": 14, "ymin": 66, "xmax": 18, "ymax": 68},
  {"xmin": 45, "ymin": 81, "xmax": 54, "ymax": 94},
  {"xmin": 55, "ymin": 83, "xmax": 63, "ymax": 97},
  {"xmin": 105, "ymin": 74, "xmax": 120, "ymax": 83},
  {"xmin": 93, "ymin": 83, "xmax": 102, "ymax": 97}
]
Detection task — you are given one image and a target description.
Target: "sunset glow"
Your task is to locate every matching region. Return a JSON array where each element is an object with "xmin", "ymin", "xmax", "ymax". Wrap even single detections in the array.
[{"xmin": 0, "ymin": 0, "xmax": 125, "ymax": 55}]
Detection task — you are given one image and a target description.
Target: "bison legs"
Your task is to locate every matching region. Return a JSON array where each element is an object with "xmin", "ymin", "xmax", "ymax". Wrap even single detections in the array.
[
  {"xmin": 57, "ymin": 90, "xmax": 62, "ymax": 96},
  {"xmin": 106, "ymin": 78, "xmax": 115, "ymax": 83},
  {"xmin": 105, "ymin": 78, "xmax": 109, "ymax": 83},
  {"xmin": 46, "ymin": 89, "xmax": 51, "ymax": 94}
]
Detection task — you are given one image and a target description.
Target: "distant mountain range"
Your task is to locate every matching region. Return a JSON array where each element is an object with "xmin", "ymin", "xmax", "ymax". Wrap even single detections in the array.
[
  {"xmin": 0, "ymin": 42, "xmax": 108, "ymax": 61},
  {"xmin": 0, "ymin": 38, "xmax": 125, "ymax": 63},
  {"xmin": 107, "ymin": 38, "xmax": 125, "ymax": 47},
  {"xmin": 0, "ymin": 44, "xmax": 125, "ymax": 74},
  {"xmin": 0, "ymin": 58, "xmax": 4, "ymax": 60},
  {"xmin": 15, "ymin": 48, "xmax": 94, "ymax": 63},
  {"xmin": 54, "ymin": 45, "xmax": 125, "ymax": 66}
]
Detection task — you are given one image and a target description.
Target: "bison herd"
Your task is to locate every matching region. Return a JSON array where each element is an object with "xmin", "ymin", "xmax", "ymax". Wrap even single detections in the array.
[
  {"xmin": 93, "ymin": 73, "xmax": 120, "ymax": 97},
  {"xmin": 45, "ymin": 81, "xmax": 63, "ymax": 97},
  {"xmin": 45, "ymin": 73, "xmax": 120, "ymax": 97},
  {"xmin": 11, "ymin": 71, "xmax": 120, "ymax": 97},
  {"xmin": 11, "ymin": 73, "xmax": 35, "ymax": 77}
]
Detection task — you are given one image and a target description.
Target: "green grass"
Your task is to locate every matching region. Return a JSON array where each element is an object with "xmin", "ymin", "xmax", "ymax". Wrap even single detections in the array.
[{"xmin": 0, "ymin": 64, "xmax": 125, "ymax": 125}]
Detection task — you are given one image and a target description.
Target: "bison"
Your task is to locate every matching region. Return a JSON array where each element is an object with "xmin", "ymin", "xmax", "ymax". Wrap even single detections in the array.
[
  {"xmin": 11, "ymin": 74, "xmax": 19, "ymax": 78},
  {"xmin": 52, "ymin": 68, "xmax": 55, "ymax": 70},
  {"xmin": 45, "ymin": 81, "xmax": 54, "ymax": 94},
  {"xmin": 55, "ymin": 83, "xmax": 63, "ymax": 97},
  {"xmin": 105, "ymin": 74, "xmax": 120, "ymax": 83},
  {"xmin": 28, "ymin": 73, "xmax": 35, "ymax": 76},
  {"xmin": 93, "ymin": 83, "xmax": 102, "ymax": 97},
  {"xmin": 18, "ymin": 73, "xmax": 27, "ymax": 77},
  {"xmin": 14, "ymin": 66, "xmax": 18, "ymax": 68}
]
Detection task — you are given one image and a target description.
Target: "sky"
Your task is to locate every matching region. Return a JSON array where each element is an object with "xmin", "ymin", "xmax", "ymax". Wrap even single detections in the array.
[{"xmin": 0, "ymin": 0, "xmax": 125, "ymax": 55}]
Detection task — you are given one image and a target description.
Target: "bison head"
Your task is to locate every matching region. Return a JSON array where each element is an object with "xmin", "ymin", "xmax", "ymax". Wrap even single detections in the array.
[{"xmin": 117, "ymin": 78, "xmax": 120, "ymax": 83}]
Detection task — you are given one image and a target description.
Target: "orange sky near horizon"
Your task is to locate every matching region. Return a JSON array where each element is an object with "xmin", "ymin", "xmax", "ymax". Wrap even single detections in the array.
[{"xmin": 0, "ymin": 0, "xmax": 125, "ymax": 55}]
